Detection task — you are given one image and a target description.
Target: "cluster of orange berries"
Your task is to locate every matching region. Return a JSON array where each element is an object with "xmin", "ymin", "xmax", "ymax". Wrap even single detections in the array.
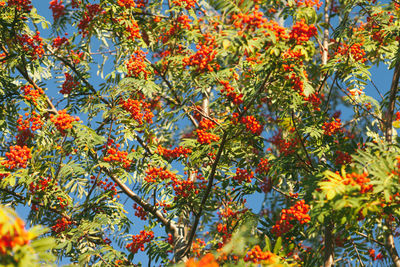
[
  {"xmin": 241, "ymin": 115, "xmax": 263, "ymax": 135},
  {"xmin": 218, "ymin": 203, "xmax": 248, "ymax": 220},
  {"xmin": 271, "ymin": 200, "xmax": 310, "ymax": 236},
  {"xmin": 145, "ymin": 167, "xmax": 177, "ymax": 183},
  {"xmin": 126, "ymin": 50, "xmax": 151, "ymax": 79},
  {"xmin": 126, "ymin": 230, "xmax": 154, "ymax": 255},
  {"xmin": 172, "ymin": 176, "xmax": 205, "ymax": 199},
  {"xmin": 196, "ymin": 129, "xmax": 220, "ymax": 145},
  {"xmin": 21, "ymin": 84, "xmax": 43, "ymax": 104},
  {"xmin": 220, "ymin": 80, "xmax": 243, "ymax": 105},
  {"xmin": 60, "ymin": 73, "xmax": 79, "ymax": 95},
  {"xmin": 335, "ymin": 150, "xmax": 352, "ymax": 166},
  {"xmin": 49, "ymin": 0, "xmax": 65, "ymax": 21},
  {"xmin": 52, "ymin": 35, "xmax": 69, "ymax": 48},
  {"xmin": 369, "ymin": 249, "xmax": 384, "ymax": 261},
  {"xmin": 50, "ymin": 110, "xmax": 79, "ymax": 136},
  {"xmin": 335, "ymin": 42, "xmax": 367, "ymax": 63},
  {"xmin": 90, "ymin": 175, "xmax": 118, "ymax": 197},
  {"xmin": 120, "ymin": 97, "xmax": 154, "ymax": 125},
  {"xmin": 232, "ymin": 5, "xmax": 267, "ymax": 32},
  {"xmin": 270, "ymin": 131, "xmax": 299, "ymax": 156},
  {"xmin": 196, "ymin": 118, "xmax": 220, "ymax": 145},
  {"xmin": 295, "ymin": 0, "xmax": 322, "ymax": 9},
  {"xmin": 16, "ymin": 111, "xmax": 43, "ymax": 145},
  {"xmin": 304, "ymin": 92, "xmax": 324, "ymax": 111},
  {"xmin": 29, "ymin": 176, "xmax": 52, "ymax": 195},
  {"xmin": 117, "ymin": 0, "xmax": 137, "ymax": 8},
  {"xmin": 103, "ymin": 140, "xmax": 132, "ymax": 169},
  {"xmin": 17, "ymin": 32, "xmax": 44, "ymax": 60},
  {"xmin": 172, "ymin": 0, "xmax": 197, "ymax": 10},
  {"xmin": 0, "ymin": 211, "xmax": 31, "ymax": 255},
  {"xmin": 183, "ymin": 34, "xmax": 220, "ymax": 73},
  {"xmin": 52, "ymin": 217, "xmax": 72, "ymax": 233},
  {"xmin": 289, "ymin": 19, "xmax": 317, "ymax": 44},
  {"xmin": 133, "ymin": 203, "xmax": 147, "ymax": 220},
  {"xmin": 322, "ymin": 118, "xmax": 342, "ymax": 136},
  {"xmin": 177, "ymin": 15, "xmax": 192, "ymax": 30},
  {"xmin": 156, "ymin": 145, "xmax": 192, "ymax": 160},
  {"xmin": 243, "ymin": 245, "xmax": 277, "ymax": 264},
  {"xmin": 233, "ymin": 168, "xmax": 254, "ymax": 184},
  {"xmin": 342, "ymin": 172, "xmax": 372, "ymax": 194},
  {"xmin": 2, "ymin": 145, "xmax": 31, "ymax": 170},
  {"xmin": 126, "ymin": 20, "xmax": 141, "ymax": 41},
  {"xmin": 256, "ymin": 158, "xmax": 270, "ymax": 175},
  {"xmin": 186, "ymin": 253, "xmax": 219, "ymax": 267},
  {"xmin": 7, "ymin": 0, "xmax": 32, "ymax": 13},
  {"xmin": 78, "ymin": 4, "xmax": 102, "ymax": 36}
]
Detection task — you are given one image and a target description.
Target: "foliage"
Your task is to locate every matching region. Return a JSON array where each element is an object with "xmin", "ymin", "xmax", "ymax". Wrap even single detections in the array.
[{"xmin": 1, "ymin": 0, "xmax": 400, "ymax": 266}]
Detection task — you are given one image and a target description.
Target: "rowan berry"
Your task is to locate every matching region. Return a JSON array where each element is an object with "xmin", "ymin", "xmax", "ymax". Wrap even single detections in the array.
[
  {"xmin": 126, "ymin": 230, "xmax": 154, "ymax": 254},
  {"xmin": 271, "ymin": 200, "xmax": 310, "ymax": 236},
  {"xmin": 49, "ymin": 0, "xmax": 65, "ymax": 21},
  {"xmin": 243, "ymin": 245, "xmax": 278, "ymax": 264},
  {"xmin": 50, "ymin": 110, "xmax": 79, "ymax": 136},
  {"xmin": 2, "ymin": 145, "xmax": 31, "ymax": 170}
]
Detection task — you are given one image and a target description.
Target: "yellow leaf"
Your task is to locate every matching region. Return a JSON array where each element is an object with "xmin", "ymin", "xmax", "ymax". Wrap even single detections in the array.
[{"xmin": 222, "ymin": 39, "xmax": 230, "ymax": 50}]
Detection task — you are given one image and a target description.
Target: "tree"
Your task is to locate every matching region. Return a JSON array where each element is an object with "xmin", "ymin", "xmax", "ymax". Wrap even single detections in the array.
[{"xmin": 1, "ymin": 0, "xmax": 400, "ymax": 265}]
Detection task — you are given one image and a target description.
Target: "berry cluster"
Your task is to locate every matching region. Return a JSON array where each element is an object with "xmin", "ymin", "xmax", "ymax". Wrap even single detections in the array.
[
  {"xmin": 241, "ymin": 116, "xmax": 263, "ymax": 135},
  {"xmin": 7, "ymin": 0, "xmax": 32, "ymax": 13},
  {"xmin": 16, "ymin": 111, "xmax": 43, "ymax": 145},
  {"xmin": 196, "ymin": 129, "xmax": 220, "ymax": 145},
  {"xmin": 2, "ymin": 145, "xmax": 31, "ymax": 170},
  {"xmin": 78, "ymin": 4, "xmax": 102, "ymax": 36},
  {"xmin": 117, "ymin": 0, "xmax": 137, "ymax": 8},
  {"xmin": 295, "ymin": 0, "xmax": 322, "ymax": 9},
  {"xmin": 17, "ymin": 32, "xmax": 44, "ymax": 60},
  {"xmin": 243, "ymin": 245, "xmax": 278, "ymax": 264},
  {"xmin": 51, "ymin": 217, "xmax": 72, "ymax": 233},
  {"xmin": 145, "ymin": 167, "xmax": 176, "ymax": 183},
  {"xmin": 126, "ymin": 230, "xmax": 154, "ymax": 255},
  {"xmin": 335, "ymin": 150, "xmax": 352, "ymax": 166},
  {"xmin": 271, "ymin": 200, "xmax": 310, "ymax": 236},
  {"xmin": 233, "ymin": 168, "xmax": 254, "ymax": 184},
  {"xmin": 49, "ymin": 0, "xmax": 65, "ymax": 21},
  {"xmin": 126, "ymin": 50, "xmax": 151, "ymax": 79},
  {"xmin": 21, "ymin": 84, "xmax": 44, "ymax": 104},
  {"xmin": 133, "ymin": 203, "xmax": 147, "ymax": 220},
  {"xmin": 289, "ymin": 19, "xmax": 317, "ymax": 44},
  {"xmin": 186, "ymin": 253, "xmax": 218, "ymax": 267},
  {"xmin": 177, "ymin": 15, "xmax": 192, "ymax": 30},
  {"xmin": 220, "ymin": 80, "xmax": 243, "ymax": 105},
  {"xmin": 322, "ymin": 118, "xmax": 342, "ymax": 136},
  {"xmin": 191, "ymin": 238, "xmax": 206, "ymax": 257},
  {"xmin": 50, "ymin": 110, "xmax": 79, "ymax": 136},
  {"xmin": 90, "ymin": 175, "xmax": 118, "ymax": 198},
  {"xmin": 0, "ymin": 212, "xmax": 31, "ymax": 254},
  {"xmin": 29, "ymin": 176, "xmax": 52, "ymax": 195},
  {"xmin": 172, "ymin": 0, "xmax": 197, "ymax": 10},
  {"xmin": 103, "ymin": 139, "xmax": 132, "ymax": 169},
  {"xmin": 269, "ymin": 131, "xmax": 299, "ymax": 156},
  {"xmin": 231, "ymin": 5, "xmax": 267, "ymax": 33},
  {"xmin": 60, "ymin": 73, "xmax": 79, "ymax": 95},
  {"xmin": 342, "ymin": 172, "xmax": 372, "ymax": 194},
  {"xmin": 156, "ymin": 145, "xmax": 192, "ymax": 160},
  {"xmin": 336, "ymin": 42, "xmax": 367, "ymax": 63},
  {"xmin": 256, "ymin": 158, "xmax": 270, "ymax": 175},
  {"xmin": 368, "ymin": 249, "xmax": 384, "ymax": 261},
  {"xmin": 120, "ymin": 96, "xmax": 154, "ymax": 125},
  {"xmin": 52, "ymin": 35, "xmax": 69, "ymax": 48},
  {"xmin": 183, "ymin": 33, "xmax": 220, "ymax": 73},
  {"xmin": 304, "ymin": 92, "xmax": 324, "ymax": 111}
]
